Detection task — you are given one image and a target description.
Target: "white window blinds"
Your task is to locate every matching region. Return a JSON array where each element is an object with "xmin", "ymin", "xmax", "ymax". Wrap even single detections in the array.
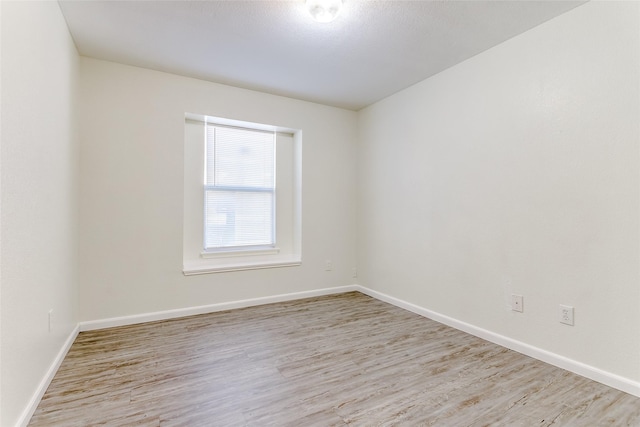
[{"xmin": 204, "ymin": 124, "xmax": 275, "ymax": 250}]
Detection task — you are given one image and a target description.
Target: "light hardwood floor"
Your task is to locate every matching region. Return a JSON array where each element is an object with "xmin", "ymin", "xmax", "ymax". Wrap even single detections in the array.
[{"xmin": 29, "ymin": 292, "xmax": 640, "ymax": 426}]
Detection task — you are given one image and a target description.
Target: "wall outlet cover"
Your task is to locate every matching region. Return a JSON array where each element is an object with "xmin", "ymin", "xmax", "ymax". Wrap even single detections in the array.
[
  {"xmin": 511, "ymin": 294, "xmax": 523, "ymax": 313},
  {"xmin": 560, "ymin": 304, "xmax": 574, "ymax": 326}
]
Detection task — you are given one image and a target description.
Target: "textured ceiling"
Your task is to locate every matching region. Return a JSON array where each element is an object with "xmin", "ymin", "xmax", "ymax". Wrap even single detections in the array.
[{"xmin": 58, "ymin": 1, "xmax": 586, "ymax": 110}]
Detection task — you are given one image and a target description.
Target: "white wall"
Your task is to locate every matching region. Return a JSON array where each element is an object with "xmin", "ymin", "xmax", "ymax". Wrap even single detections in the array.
[
  {"xmin": 0, "ymin": 1, "xmax": 4, "ymax": 422},
  {"xmin": 358, "ymin": 1, "xmax": 640, "ymax": 384},
  {"xmin": 0, "ymin": 2, "xmax": 80, "ymax": 426},
  {"xmin": 78, "ymin": 58, "xmax": 358, "ymax": 322}
]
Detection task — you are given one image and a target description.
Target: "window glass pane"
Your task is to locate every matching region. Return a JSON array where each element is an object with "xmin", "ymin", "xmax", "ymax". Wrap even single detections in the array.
[
  {"xmin": 204, "ymin": 190, "xmax": 274, "ymax": 249},
  {"xmin": 204, "ymin": 124, "xmax": 276, "ymax": 250},
  {"xmin": 206, "ymin": 126, "xmax": 274, "ymax": 188}
]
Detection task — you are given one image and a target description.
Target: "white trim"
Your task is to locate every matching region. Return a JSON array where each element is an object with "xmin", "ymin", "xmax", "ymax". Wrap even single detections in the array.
[
  {"xmin": 200, "ymin": 246, "xmax": 280, "ymax": 259},
  {"xmin": 355, "ymin": 285, "xmax": 640, "ymax": 398},
  {"xmin": 183, "ymin": 257, "xmax": 301, "ymax": 275},
  {"xmin": 28, "ymin": 283, "xmax": 639, "ymax": 427},
  {"xmin": 17, "ymin": 324, "xmax": 80, "ymax": 427},
  {"xmin": 184, "ymin": 112, "xmax": 297, "ymax": 135},
  {"xmin": 79, "ymin": 285, "xmax": 359, "ymax": 331}
]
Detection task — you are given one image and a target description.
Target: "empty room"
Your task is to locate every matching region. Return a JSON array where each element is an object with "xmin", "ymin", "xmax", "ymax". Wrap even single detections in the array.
[{"xmin": 1, "ymin": 0, "xmax": 639, "ymax": 425}]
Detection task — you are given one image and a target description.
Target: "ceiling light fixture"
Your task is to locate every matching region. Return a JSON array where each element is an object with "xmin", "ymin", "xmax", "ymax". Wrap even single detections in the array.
[{"xmin": 306, "ymin": 0, "xmax": 343, "ymax": 23}]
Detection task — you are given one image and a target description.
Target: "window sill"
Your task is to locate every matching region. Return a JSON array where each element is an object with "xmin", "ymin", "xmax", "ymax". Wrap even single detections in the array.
[{"xmin": 183, "ymin": 255, "xmax": 301, "ymax": 275}]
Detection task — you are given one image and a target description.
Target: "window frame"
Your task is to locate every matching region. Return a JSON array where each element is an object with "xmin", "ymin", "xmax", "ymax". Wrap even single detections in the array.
[
  {"xmin": 182, "ymin": 113, "xmax": 302, "ymax": 275},
  {"xmin": 203, "ymin": 123, "xmax": 277, "ymax": 253}
]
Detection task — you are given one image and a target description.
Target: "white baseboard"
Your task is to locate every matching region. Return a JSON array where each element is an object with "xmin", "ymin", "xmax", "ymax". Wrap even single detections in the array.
[
  {"xmin": 355, "ymin": 285, "xmax": 640, "ymax": 398},
  {"xmin": 17, "ymin": 324, "xmax": 80, "ymax": 427},
  {"xmin": 26, "ymin": 282, "xmax": 638, "ymax": 427},
  {"xmin": 79, "ymin": 285, "xmax": 359, "ymax": 331}
]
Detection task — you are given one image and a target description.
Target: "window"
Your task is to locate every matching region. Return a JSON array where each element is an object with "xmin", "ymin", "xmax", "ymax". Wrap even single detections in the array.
[
  {"xmin": 204, "ymin": 125, "xmax": 275, "ymax": 252},
  {"xmin": 183, "ymin": 114, "xmax": 302, "ymax": 274}
]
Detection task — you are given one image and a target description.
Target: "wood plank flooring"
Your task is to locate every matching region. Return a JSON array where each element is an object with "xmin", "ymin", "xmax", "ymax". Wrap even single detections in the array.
[{"xmin": 29, "ymin": 292, "xmax": 640, "ymax": 426}]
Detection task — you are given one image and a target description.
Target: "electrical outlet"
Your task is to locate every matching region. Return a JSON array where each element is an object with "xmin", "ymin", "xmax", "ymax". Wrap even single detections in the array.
[
  {"xmin": 324, "ymin": 260, "xmax": 332, "ymax": 271},
  {"xmin": 511, "ymin": 294, "xmax": 523, "ymax": 313},
  {"xmin": 352, "ymin": 268, "xmax": 357, "ymax": 278},
  {"xmin": 48, "ymin": 309, "xmax": 53, "ymax": 332},
  {"xmin": 560, "ymin": 305, "xmax": 574, "ymax": 326}
]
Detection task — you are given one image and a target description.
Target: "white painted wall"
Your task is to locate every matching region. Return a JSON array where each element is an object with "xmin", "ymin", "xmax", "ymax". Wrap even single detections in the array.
[
  {"xmin": 77, "ymin": 58, "xmax": 358, "ymax": 321},
  {"xmin": 0, "ymin": 2, "xmax": 3, "ymax": 422},
  {"xmin": 0, "ymin": 2, "xmax": 80, "ymax": 425},
  {"xmin": 357, "ymin": 1, "xmax": 640, "ymax": 383}
]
